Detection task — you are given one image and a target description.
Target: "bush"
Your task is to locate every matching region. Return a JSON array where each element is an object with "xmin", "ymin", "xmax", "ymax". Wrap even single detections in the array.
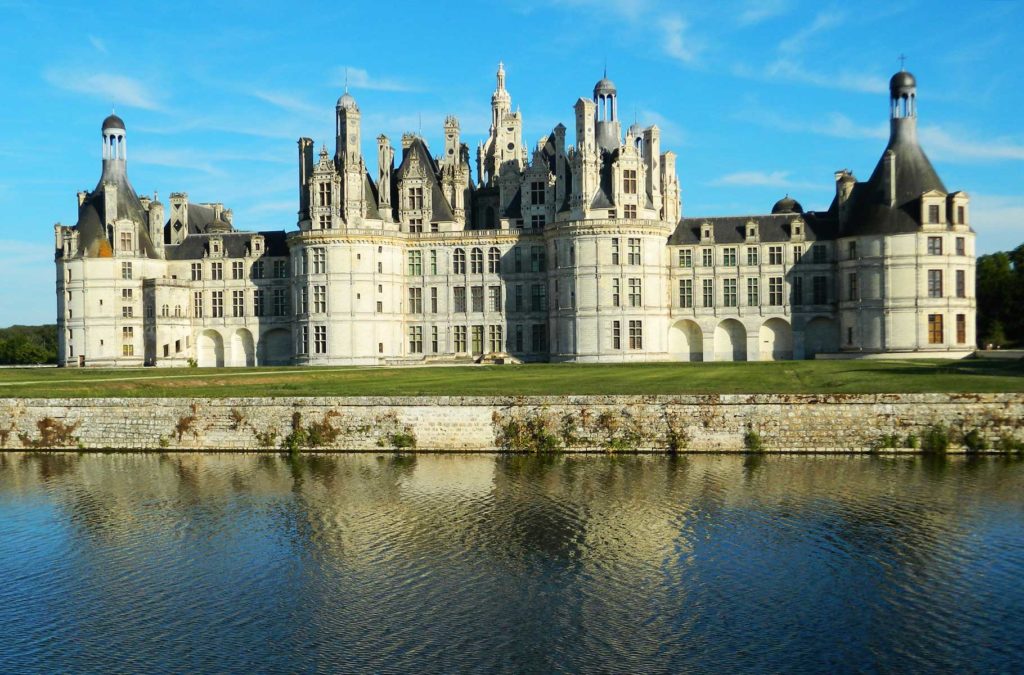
[
  {"xmin": 920, "ymin": 425, "xmax": 949, "ymax": 455},
  {"xmin": 744, "ymin": 428, "xmax": 764, "ymax": 453},
  {"xmin": 962, "ymin": 428, "xmax": 988, "ymax": 453},
  {"xmin": 996, "ymin": 433, "xmax": 1024, "ymax": 455}
]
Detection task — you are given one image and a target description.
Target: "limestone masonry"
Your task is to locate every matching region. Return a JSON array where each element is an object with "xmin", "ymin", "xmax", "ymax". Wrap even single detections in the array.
[
  {"xmin": 2, "ymin": 395, "xmax": 1020, "ymax": 452},
  {"xmin": 53, "ymin": 65, "xmax": 976, "ymax": 367}
]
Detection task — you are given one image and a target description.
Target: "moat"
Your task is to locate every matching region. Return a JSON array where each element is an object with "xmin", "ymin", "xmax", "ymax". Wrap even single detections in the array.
[{"xmin": 1, "ymin": 452, "xmax": 1022, "ymax": 672}]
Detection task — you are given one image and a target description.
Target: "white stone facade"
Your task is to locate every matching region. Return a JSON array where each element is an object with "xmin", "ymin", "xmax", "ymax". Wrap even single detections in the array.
[{"xmin": 53, "ymin": 67, "xmax": 976, "ymax": 367}]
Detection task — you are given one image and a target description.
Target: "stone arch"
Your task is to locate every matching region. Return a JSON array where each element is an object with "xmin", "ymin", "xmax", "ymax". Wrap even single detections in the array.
[
  {"xmin": 669, "ymin": 319, "xmax": 703, "ymax": 362},
  {"xmin": 760, "ymin": 318, "xmax": 794, "ymax": 361},
  {"xmin": 231, "ymin": 328, "xmax": 255, "ymax": 367},
  {"xmin": 197, "ymin": 329, "xmax": 224, "ymax": 368},
  {"xmin": 260, "ymin": 328, "xmax": 292, "ymax": 366},
  {"xmin": 804, "ymin": 317, "xmax": 839, "ymax": 359},
  {"xmin": 714, "ymin": 319, "xmax": 747, "ymax": 362}
]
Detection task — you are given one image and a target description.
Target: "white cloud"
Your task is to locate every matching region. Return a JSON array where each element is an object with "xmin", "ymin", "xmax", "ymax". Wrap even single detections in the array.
[
  {"xmin": 709, "ymin": 170, "xmax": 818, "ymax": 190},
  {"xmin": 736, "ymin": 108, "xmax": 887, "ymax": 141},
  {"xmin": 919, "ymin": 126, "xmax": 1024, "ymax": 162},
  {"xmin": 752, "ymin": 58, "xmax": 888, "ymax": 94},
  {"xmin": 637, "ymin": 108, "xmax": 686, "ymax": 146},
  {"xmin": 545, "ymin": 0, "xmax": 653, "ymax": 21},
  {"xmin": 661, "ymin": 14, "xmax": 702, "ymax": 64},
  {"xmin": 969, "ymin": 194, "xmax": 1024, "ymax": 253},
  {"xmin": 737, "ymin": 0, "xmax": 791, "ymax": 26},
  {"xmin": 249, "ymin": 90, "xmax": 321, "ymax": 117},
  {"xmin": 779, "ymin": 10, "xmax": 845, "ymax": 54},
  {"xmin": 88, "ymin": 35, "xmax": 107, "ymax": 54},
  {"xmin": 333, "ymin": 66, "xmax": 421, "ymax": 93},
  {"xmin": 44, "ymin": 68, "xmax": 161, "ymax": 110}
]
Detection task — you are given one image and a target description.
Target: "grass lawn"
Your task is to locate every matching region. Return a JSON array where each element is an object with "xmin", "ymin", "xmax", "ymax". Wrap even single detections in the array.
[{"xmin": 0, "ymin": 358, "xmax": 1022, "ymax": 398}]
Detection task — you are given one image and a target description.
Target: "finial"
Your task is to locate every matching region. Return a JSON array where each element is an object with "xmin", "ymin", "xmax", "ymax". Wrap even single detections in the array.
[
  {"xmin": 604, "ymin": 58, "xmax": 607, "ymax": 79},
  {"xmin": 898, "ymin": 53, "xmax": 907, "ymax": 71}
]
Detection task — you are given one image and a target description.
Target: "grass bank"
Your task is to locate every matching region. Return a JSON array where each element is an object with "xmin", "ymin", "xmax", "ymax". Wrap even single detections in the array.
[{"xmin": 0, "ymin": 358, "xmax": 1022, "ymax": 398}]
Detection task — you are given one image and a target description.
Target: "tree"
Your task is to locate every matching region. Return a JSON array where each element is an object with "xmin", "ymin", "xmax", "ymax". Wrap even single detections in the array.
[{"xmin": 976, "ymin": 244, "xmax": 1024, "ymax": 348}]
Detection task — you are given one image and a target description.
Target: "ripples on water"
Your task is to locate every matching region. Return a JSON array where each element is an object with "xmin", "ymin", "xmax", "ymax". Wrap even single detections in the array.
[{"xmin": 0, "ymin": 452, "xmax": 1022, "ymax": 673}]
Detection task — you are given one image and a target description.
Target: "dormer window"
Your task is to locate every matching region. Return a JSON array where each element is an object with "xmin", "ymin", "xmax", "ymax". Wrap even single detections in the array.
[
  {"xmin": 408, "ymin": 187, "xmax": 424, "ymax": 209},
  {"xmin": 703, "ymin": 228, "xmax": 711, "ymax": 239},
  {"xmin": 928, "ymin": 204, "xmax": 940, "ymax": 223},
  {"xmin": 795, "ymin": 225, "xmax": 802, "ymax": 235}
]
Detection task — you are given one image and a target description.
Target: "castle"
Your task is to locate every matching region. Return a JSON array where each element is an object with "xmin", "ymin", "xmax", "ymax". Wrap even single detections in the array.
[{"xmin": 54, "ymin": 64, "xmax": 976, "ymax": 367}]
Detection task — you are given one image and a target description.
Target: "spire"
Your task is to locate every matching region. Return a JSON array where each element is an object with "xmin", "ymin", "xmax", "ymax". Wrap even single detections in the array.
[{"xmin": 496, "ymin": 60, "xmax": 506, "ymax": 91}]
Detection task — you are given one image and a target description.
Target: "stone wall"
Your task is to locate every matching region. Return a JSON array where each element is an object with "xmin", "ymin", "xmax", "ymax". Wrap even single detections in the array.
[{"xmin": 1, "ymin": 394, "xmax": 1022, "ymax": 452}]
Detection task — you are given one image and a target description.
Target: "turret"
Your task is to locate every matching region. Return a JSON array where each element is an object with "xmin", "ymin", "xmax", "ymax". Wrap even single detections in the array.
[
  {"xmin": 101, "ymin": 113, "xmax": 127, "ymax": 180},
  {"xmin": 593, "ymin": 73, "xmax": 621, "ymax": 152}
]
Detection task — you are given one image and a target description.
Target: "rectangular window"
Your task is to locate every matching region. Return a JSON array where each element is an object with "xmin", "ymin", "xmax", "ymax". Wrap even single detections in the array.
[
  {"xmin": 723, "ymin": 278, "xmax": 737, "ymax": 307},
  {"xmin": 376, "ymin": 301, "xmax": 383, "ymax": 313},
  {"xmin": 232, "ymin": 261, "xmax": 243, "ymax": 279},
  {"xmin": 628, "ymin": 238, "xmax": 641, "ymax": 265},
  {"xmin": 530, "ymin": 181, "xmax": 546, "ymax": 205},
  {"xmin": 314, "ymin": 325, "xmax": 327, "ymax": 354},
  {"xmin": 956, "ymin": 314, "xmax": 966, "ymax": 344},
  {"xmin": 928, "ymin": 314, "xmax": 944, "ymax": 344},
  {"xmin": 254, "ymin": 289, "xmax": 264, "ymax": 317},
  {"xmin": 679, "ymin": 279, "xmax": 693, "ymax": 308},
  {"xmin": 530, "ymin": 246, "xmax": 546, "ymax": 272},
  {"xmin": 702, "ymin": 279, "xmax": 714, "ymax": 308},
  {"xmin": 121, "ymin": 262, "xmax": 132, "ymax": 280},
  {"xmin": 488, "ymin": 325, "xmax": 503, "ymax": 353},
  {"xmin": 298, "ymin": 287, "xmax": 308, "ymax": 314},
  {"xmin": 957, "ymin": 205, "xmax": 965, "ymax": 224},
  {"xmin": 212, "ymin": 290, "xmax": 223, "ymax": 318},
  {"xmin": 191, "ymin": 263, "xmax": 202, "ymax": 281},
  {"xmin": 273, "ymin": 289, "xmax": 288, "ymax": 316},
  {"xmin": 612, "ymin": 320, "xmax": 621, "ymax": 350},
  {"xmin": 928, "ymin": 236, "xmax": 943, "ymax": 255},
  {"xmin": 792, "ymin": 276, "xmax": 803, "ymax": 306},
  {"xmin": 409, "ymin": 326, "xmax": 423, "ymax": 354},
  {"xmin": 233, "ymin": 290, "xmax": 244, "ymax": 317},
  {"xmin": 430, "ymin": 250, "xmax": 438, "ymax": 274},
  {"xmin": 313, "ymin": 285, "xmax": 327, "ymax": 313},
  {"xmin": 611, "ymin": 238, "xmax": 620, "ymax": 265},
  {"xmin": 813, "ymin": 276, "xmax": 828, "ymax": 304},
  {"xmin": 408, "ymin": 250, "xmax": 422, "ymax": 276},
  {"xmin": 612, "ymin": 278, "xmax": 620, "ymax": 307},
  {"xmin": 928, "ymin": 270, "xmax": 943, "ymax": 298},
  {"xmin": 628, "ymin": 278, "xmax": 642, "ymax": 307},
  {"xmin": 488, "ymin": 248, "xmax": 501, "ymax": 274},
  {"xmin": 488, "ymin": 285, "xmax": 502, "ymax": 312},
  {"xmin": 531, "ymin": 284, "xmax": 547, "ymax": 312},
  {"xmin": 211, "ymin": 262, "xmax": 223, "ymax": 280},
  {"xmin": 454, "ymin": 287, "xmax": 466, "ymax": 313},
  {"xmin": 252, "ymin": 260, "xmax": 264, "ymax": 279},
  {"xmin": 514, "ymin": 285, "xmax": 523, "ymax": 312},
  {"xmin": 408, "ymin": 218, "xmax": 423, "ymax": 233},
  {"xmin": 769, "ymin": 277, "xmax": 784, "ymax": 306},
  {"xmin": 770, "ymin": 245, "xmax": 784, "ymax": 265},
  {"xmin": 431, "ymin": 326, "xmax": 439, "ymax": 353},
  {"xmin": 623, "ymin": 169, "xmax": 637, "ymax": 194},
  {"xmin": 793, "ymin": 245, "xmax": 803, "ymax": 263},
  {"xmin": 746, "ymin": 247, "xmax": 758, "ymax": 266},
  {"xmin": 454, "ymin": 326, "xmax": 468, "ymax": 353},
  {"xmin": 453, "ymin": 249, "xmax": 466, "ymax": 274},
  {"xmin": 274, "ymin": 260, "xmax": 288, "ymax": 278},
  {"xmin": 318, "ymin": 182, "xmax": 332, "ymax": 207},
  {"xmin": 813, "ymin": 245, "xmax": 827, "ymax": 264},
  {"xmin": 298, "ymin": 326, "xmax": 308, "ymax": 355},
  {"xmin": 471, "ymin": 286, "xmax": 484, "ymax": 313},
  {"xmin": 120, "ymin": 232, "xmax": 132, "ymax": 251},
  {"xmin": 678, "ymin": 249, "xmax": 692, "ymax": 268},
  {"xmin": 531, "ymin": 324, "xmax": 547, "ymax": 352},
  {"xmin": 514, "ymin": 247, "xmax": 523, "ymax": 273},
  {"xmin": 408, "ymin": 186, "xmax": 424, "ymax": 209},
  {"xmin": 531, "ymin": 214, "xmax": 545, "ymax": 229},
  {"xmin": 194, "ymin": 291, "xmax": 203, "ymax": 318},
  {"xmin": 471, "ymin": 325, "xmax": 484, "ymax": 355},
  {"xmin": 955, "ymin": 237, "xmax": 965, "ymax": 256},
  {"xmin": 956, "ymin": 270, "xmax": 966, "ymax": 298},
  {"xmin": 722, "ymin": 247, "xmax": 736, "ymax": 267},
  {"xmin": 623, "ymin": 204, "xmax": 637, "ymax": 219},
  {"xmin": 313, "ymin": 248, "xmax": 326, "ymax": 274},
  {"xmin": 928, "ymin": 204, "xmax": 940, "ymax": 223},
  {"xmin": 430, "ymin": 287, "xmax": 438, "ymax": 313},
  {"xmin": 121, "ymin": 288, "xmax": 132, "ymax": 300},
  {"xmin": 122, "ymin": 344, "xmax": 134, "ymax": 357},
  {"xmin": 847, "ymin": 241, "xmax": 857, "ymax": 260},
  {"xmin": 702, "ymin": 248, "xmax": 713, "ymax": 267},
  {"xmin": 847, "ymin": 273, "xmax": 859, "ymax": 301},
  {"xmin": 628, "ymin": 320, "xmax": 643, "ymax": 350},
  {"xmin": 746, "ymin": 277, "xmax": 759, "ymax": 306},
  {"xmin": 122, "ymin": 326, "xmax": 133, "ymax": 341}
]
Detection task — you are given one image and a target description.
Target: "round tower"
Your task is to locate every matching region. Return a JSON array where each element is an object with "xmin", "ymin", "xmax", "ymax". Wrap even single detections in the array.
[
  {"xmin": 101, "ymin": 113, "xmax": 127, "ymax": 177},
  {"xmin": 593, "ymin": 74, "xmax": 620, "ymax": 152}
]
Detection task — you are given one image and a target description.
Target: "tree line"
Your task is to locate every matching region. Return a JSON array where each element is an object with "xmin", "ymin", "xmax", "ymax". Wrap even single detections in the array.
[
  {"xmin": 0, "ymin": 325, "xmax": 58, "ymax": 365},
  {"xmin": 977, "ymin": 243, "xmax": 1024, "ymax": 349}
]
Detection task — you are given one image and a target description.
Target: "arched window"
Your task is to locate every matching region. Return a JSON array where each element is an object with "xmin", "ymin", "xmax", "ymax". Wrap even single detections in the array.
[
  {"xmin": 453, "ymin": 248, "xmax": 466, "ymax": 274},
  {"xmin": 488, "ymin": 247, "xmax": 501, "ymax": 274},
  {"xmin": 174, "ymin": 305, "xmax": 181, "ymax": 317},
  {"xmin": 471, "ymin": 248, "xmax": 484, "ymax": 274},
  {"xmin": 161, "ymin": 304, "xmax": 169, "ymax": 317}
]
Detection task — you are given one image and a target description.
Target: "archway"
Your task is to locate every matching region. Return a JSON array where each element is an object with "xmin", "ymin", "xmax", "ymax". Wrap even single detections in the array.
[
  {"xmin": 197, "ymin": 330, "xmax": 224, "ymax": 368},
  {"xmin": 231, "ymin": 328, "xmax": 255, "ymax": 367},
  {"xmin": 714, "ymin": 319, "xmax": 747, "ymax": 362},
  {"xmin": 760, "ymin": 318, "xmax": 793, "ymax": 361},
  {"xmin": 804, "ymin": 317, "xmax": 839, "ymax": 359},
  {"xmin": 260, "ymin": 328, "xmax": 292, "ymax": 366},
  {"xmin": 669, "ymin": 319, "xmax": 703, "ymax": 362}
]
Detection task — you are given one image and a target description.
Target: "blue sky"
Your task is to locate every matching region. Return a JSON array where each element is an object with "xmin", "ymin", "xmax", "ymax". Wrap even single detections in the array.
[{"xmin": 1, "ymin": 0, "xmax": 1022, "ymax": 325}]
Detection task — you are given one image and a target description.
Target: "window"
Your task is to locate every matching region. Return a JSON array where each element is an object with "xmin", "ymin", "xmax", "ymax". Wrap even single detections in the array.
[
  {"xmin": 769, "ymin": 277, "xmax": 784, "ymax": 306},
  {"xmin": 408, "ymin": 186, "xmax": 424, "ymax": 209},
  {"xmin": 318, "ymin": 182, "xmax": 332, "ymax": 206},
  {"xmin": 612, "ymin": 321, "xmax": 621, "ymax": 349},
  {"xmin": 431, "ymin": 326, "xmax": 439, "ymax": 353},
  {"xmin": 793, "ymin": 245, "xmax": 803, "ymax": 263},
  {"xmin": 702, "ymin": 248, "xmax": 713, "ymax": 267},
  {"xmin": 746, "ymin": 247, "xmax": 758, "ymax": 266},
  {"xmin": 311, "ymin": 325, "xmax": 326, "ymax": 354},
  {"xmin": 847, "ymin": 273, "xmax": 858, "ymax": 301},
  {"xmin": 702, "ymin": 279, "xmax": 714, "ymax": 308},
  {"xmin": 532, "ymin": 324, "xmax": 547, "ymax": 352},
  {"xmin": 531, "ymin": 284, "xmax": 547, "ymax": 311},
  {"xmin": 956, "ymin": 205, "xmax": 965, "ymax": 224},
  {"xmin": 300, "ymin": 251, "xmax": 309, "ymax": 275},
  {"xmin": 191, "ymin": 263, "xmax": 203, "ymax": 281},
  {"xmin": 628, "ymin": 320, "xmax": 643, "ymax": 349},
  {"xmin": 408, "ymin": 250, "xmax": 422, "ymax": 275},
  {"xmin": 955, "ymin": 237, "xmax": 965, "ymax": 256},
  {"xmin": 769, "ymin": 245, "xmax": 784, "ymax": 265},
  {"xmin": 628, "ymin": 278, "xmax": 642, "ymax": 307},
  {"xmin": 847, "ymin": 327, "xmax": 854, "ymax": 345},
  {"xmin": 274, "ymin": 260, "xmax": 288, "ymax": 278},
  {"xmin": 121, "ymin": 262, "xmax": 132, "ymax": 280},
  {"xmin": 160, "ymin": 305, "xmax": 168, "ymax": 318},
  {"xmin": 194, "ymin": 291, "xmax": 203, "ymax": 318},
  {"xmin": 122, "ymin": 344, "xmax": 134, "ymax": 357},
  {"xmin": 488, "ymin": 286, "xmax": 502, "ymax": 312},
  {"xmin": 623, "ymin": 169, "xmax": 637, "ymax": 194},
  {"xmin": 513, "ymin": 285, "xmax": 523, "ymax": 312},
  {"xmin": 298, "ymin": 287, "xmax": 309, "ymax": 314},
  {"xmin": 928, "ymin": 204, "xmax": 940, "ymax": 223},
  {"xmin": 813, "ymin": 245, "xmax": 827, "ymax": 264},
  {"xmin": 612, "ymin": 278, "xmax": 620, "ymax": 307},
  {"xmin": 746, "ymin": 278, "xmax": 759, "ymax": 306},
  {"xmin": 813, "ymin": 276, "xmax": 828, "ymax": 304},
  {"xmin": 122, "ymin": 326, "xmax": 133, "ymax": 340},
  {"xmin": 628, "ymin": 238, "xmax": 641, "ymax": 265},
  {"xmin": 514, "ymin": 248, "xmax": 523, "ymax": 273},
  {"xmin": 678, "ymin": 249, "xmax": 692, "ymax": 267},
  {"xmin": 273, "ymin": 289, "xmax": 288, "ymax": 316},
  {"xmin": 318, "ymin": 213, "xmax": 331, "ymax": 230},
  {"xmin": 723, "ymin": 278, "xmax": 737, "ymax": 307},
  {"xmin": 233, "ymin": 290, "xmax": 244, "ymax": 317},
  {"xmin": 623, "ymin": 204, "xmax": 637, "ymax": 219},
  {"xmin": 314, "ymin": 285, "xmax": 327, "ymax": 313},
  {"xmin": 252, "ymin": 260, "xmax": 264, "ymax": 279},
  {"xmin": 679, "ymin": 279, "xmax": 693, "ymax": 308},
  {"xmin": 409, "ymin": 326, "xmax": 423, "ymax": 354},
  {"xmin": 121, "ymin": 288, "xmax": 132, "ymax": 300},
  {"xmin": 471, "ymin": 325, "xmax": 484, "ymax": 354},
  {"xmin": 956, "ymin": 270, "xmax": 966, "ymax": 298},
  {"xmin": 298, "ymin": 326, "xmax": 308, "ymax": 355},
  {"xmin": 313, "ymin": 248, "xmax": 326, "ymax": 274},
  {"xmin": 471, "ymin": 286, "xmax": 484, "ymax": 313},
  {"xmin": 254, "ymin": 289, "xmax": 264, "ymax": 316},
  {"xmin": 212, "ymin": 291, "xmax": 224, "ymax": 317},
  {"xmin": 792, "ymin": 276, "xmax": 803, "ymax": 306},
  {"xmin": 376, "ymin": 301, "xmax": 383, "ymax": 313},
  {"xmin": 530, "ymin": 181, "xmax": 546, "ymax": 205},
  {"xmin": 531, "ymin": 214, "xmax": 546, "ymax": 229},
  {"xmin": 488, "ymin": 247, "xmax": 501, "ymax": 273},
  {"xmin": 232, "ymin": 261, "xmax": 243, "ymax": 279},
  {"xmin": 531, "ymin": 246, "xmax": 546, "ymax": 272},
  {"xmin": 928, "ymin": 270, "xmax": 943, "ymax": 297},
  {"xmin": 611, "ymin": 238, "xmax": 620, "ymax": 265},
  {"xmin": 430, "ymin": 287, "xmax": 438, "ymax": 313},
  {"xmin": 928, "ymin": 314, "xmax": 944, "ymax": 344},
  {"xmin": 429, "ymin": 250, "xmax": 438, "ymax": 275},
  {"xmin": 722, "ymin": 247, "xmax": 736, "ymax": 267},
  {"xmin": 211, "ymin": 262, "xmax": 223, "ymax": 280},
  {"xmin": 454, "ymin": 248, "xmax": 466, "ymax": 274},
  {"xmin": 408, "ymin": 287, "xmax": 423, "ymax": 314},
  {"xmin": 378, "ymin": 262, "xmax": 383, "ymax": 274},
  {"xmin": 928, "ymin": 237, "xmax": 943, "ymax": 255},
  {"xmin": 956, "ymin": 314, "xmax": 966, "ymax": 344},
  {"xmin": 847, "ymin": 241, "xmax": 857, "ymax": 260},
  {"xmin": 454, "ymin": 326, "xmax": 468, "ymax": 353},
  {"xmin": 408, "ymin": 219, "xmax": 423, "ymax": 233},
  {"xmin": 454, "ymin": 286, "xmax": 466, "ymax": 313},
  {"xmin": 488, "ymin": 325, "xmax": 503, "ymax": 353}
]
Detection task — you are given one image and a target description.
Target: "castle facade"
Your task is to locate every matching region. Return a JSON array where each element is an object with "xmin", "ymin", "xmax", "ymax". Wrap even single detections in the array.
[{"xmin": 54, "ymin": 65, "xmax": 976, "ymax": 367}]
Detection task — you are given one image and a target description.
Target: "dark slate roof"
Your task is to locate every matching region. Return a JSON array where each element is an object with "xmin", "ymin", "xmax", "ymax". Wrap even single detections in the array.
[
  {"xmin": 505, "ymin": 189, "xmax": 522, "ymax": 219},
  {"xmin": 73, "ymin": 167, "xmax": 158, "ymax": 259},
  {"xmin": 102, "ymin": 114, "xmax": 125, "ymax": 130},
  {"xmin": 395, "ymin": 137, "xmax": 456, "ymax": 222},
  {"xmin": 163, "ymin": 230, "xmax": 288, "ymax": 260},
  {"xmin": 890, "ymin": 70, "xmax": 916, "ymax": 95},
  {"xmin": 671, "ymin": 212, "xmax": 837, "ymax": 245},
  {"xmin": 772, "ymin": 195, "xmax": 803, "ymax": 214},
  {"xmin": 590, "ymin": 149, "xmax": 616, "ymax": 210},
  {"xmin": 363, "ymin": 171, "xmax": 381, "ymax": 220}
]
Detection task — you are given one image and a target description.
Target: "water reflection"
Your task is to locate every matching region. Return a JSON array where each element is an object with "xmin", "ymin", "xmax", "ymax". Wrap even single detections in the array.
[{"xmin": 0, "ymin": 452, "xmax": 1022, "ymax": 673}]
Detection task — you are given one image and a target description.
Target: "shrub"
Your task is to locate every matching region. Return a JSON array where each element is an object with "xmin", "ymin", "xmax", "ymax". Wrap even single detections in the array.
[
  {"xmin": 744, "ymin": 427, "xmax": 764, "ymax": 453},
  {"xmin": 962, "ymin": 428, "xmax": 988, "ymax": 453},
  {"xmin": 872, "ymin": 433, "xmax": 901, "ymax": 452},
  {"xmin": 995, "ymin": 433, "xmax": 1024, "ymax": 455},
  {"xmin": 492, "ymin": 410, "xmax": 561, "ymax": 453},
  {"xmin": 920, "ymin": 425, "xmax": 949, "ymax": 455},
  {"xmin": 904, "ymin": 434, "xmax": 919, "ymax": 450}
]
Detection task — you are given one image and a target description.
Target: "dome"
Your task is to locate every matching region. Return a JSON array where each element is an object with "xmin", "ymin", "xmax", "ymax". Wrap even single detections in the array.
[
  {"xmin": 102, "ymin": 113, "xmax": 125, "ymax": 131},
  {"xmin": 593, "ymin": 77, "xmax": 617, "ymax": 96},
  {"xmin": 771, "ymin": 195, "xmax": 803, "ymax": 214},
  {"xmin": 336, "ymin": 91, "xmax": 358, "ymax": 110},
  {"xmin": 889, "ymin": 70, "xmax": 916, "ymax": 95}
]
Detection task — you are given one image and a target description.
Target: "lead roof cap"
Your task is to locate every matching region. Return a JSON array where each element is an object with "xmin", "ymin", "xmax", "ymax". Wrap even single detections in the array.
[{"xmin": 102, "ymin": 113, "xmax": 125, "ymax": 131}]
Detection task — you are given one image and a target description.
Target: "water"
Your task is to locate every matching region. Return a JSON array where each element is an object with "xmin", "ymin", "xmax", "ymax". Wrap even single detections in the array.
[{"xmin": 0, "ymin": 452, "xmax": 1022, "ymax": 673}]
